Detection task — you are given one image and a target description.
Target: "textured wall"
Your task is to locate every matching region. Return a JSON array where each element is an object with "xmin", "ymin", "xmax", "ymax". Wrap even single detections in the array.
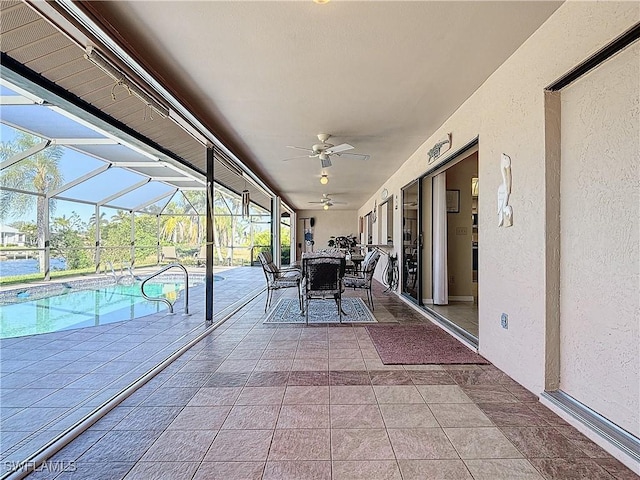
[
  {"xmin": 295, "ymin": 209, "xmax": 359, "ymax": 256},
  {"xmin": 357, "ymin": 1, "xmax": 639, "ymax": 401},
  {"xmin": 559, "ymin": 41, "xmax": 639, "ymax": 436}
]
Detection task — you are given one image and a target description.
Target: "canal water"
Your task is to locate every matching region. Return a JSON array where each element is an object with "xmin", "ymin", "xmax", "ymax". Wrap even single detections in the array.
[{"xmin": 0, "ymin": 258, "xmax": 67, "ymax": 278}]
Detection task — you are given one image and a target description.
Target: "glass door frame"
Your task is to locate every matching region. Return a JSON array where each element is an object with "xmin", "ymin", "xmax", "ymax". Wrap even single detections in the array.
[{"xmin": 401, "ymin": 179, "xmax": 422, "ymax": 305}]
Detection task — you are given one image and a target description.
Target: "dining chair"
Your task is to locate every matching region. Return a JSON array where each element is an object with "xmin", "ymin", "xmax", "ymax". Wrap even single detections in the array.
[
  {"xmin": 302, "ymin": 253, "xmax": 346, "ymax": 324},
  {"xmin": 257, "ymin": 251, "xmax": 302, "ymax": 312},
  {"xmin": 343, "ymin": 249, "xmax": 381, "ymax": 310}
]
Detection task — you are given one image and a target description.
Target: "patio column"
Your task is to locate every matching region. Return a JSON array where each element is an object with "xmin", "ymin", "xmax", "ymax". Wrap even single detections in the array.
[
  {"xmin": 43, "ymin": 195, "xmax": 50, "ymax": 281},
  {"xmin": 94, "ymin": 204, "xmax": 101, "ymax": 274},
  {"xmin": 272, "ymin": 196, "xmax": 281, "ymax": 268},
  {"xmin": 205, "ymin": 146, "xmax": 214, "ymax": 325},
  {"xmin": 156, "ymin": 214, "xmax": 161, "ymax": 264},
  {"xmin": 290, "ymin": 211, "xmax": 297, "ymax": 263},
  {"xmin": 130, "ymin": 211, "xmax": 135, "ymax": 267}
]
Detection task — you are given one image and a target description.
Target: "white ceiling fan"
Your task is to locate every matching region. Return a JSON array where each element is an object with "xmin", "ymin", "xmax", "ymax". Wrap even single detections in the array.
[
  {"xmin": 284, "ymin": 133, "xmax": 370, "ymax": 168},
  {"xmin": 308, "ymin": 193, "xmax": 347, "ymax": 209}
]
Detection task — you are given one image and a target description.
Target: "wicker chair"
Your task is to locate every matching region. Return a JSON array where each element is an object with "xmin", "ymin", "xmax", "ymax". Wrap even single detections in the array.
[
  {"xmin": 343, "ymin": 249, "xmax": 381, "ymax": 310},
  {"xmin": 301, "ymin": 253, "xmax": 346, "ymax": 324},
  {"xmin": 257, "ymin": 251, "xmax": 302, "ymax": 312}
]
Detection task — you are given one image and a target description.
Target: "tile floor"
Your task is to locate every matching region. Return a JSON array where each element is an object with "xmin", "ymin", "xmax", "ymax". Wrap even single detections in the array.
[
  {"xmin": 11, "ymin": 281, "xmax": 640, "ymax": 479},
  {"xmin": 0, "ymin": 267, "xmax": 262, "ymax": 472}
]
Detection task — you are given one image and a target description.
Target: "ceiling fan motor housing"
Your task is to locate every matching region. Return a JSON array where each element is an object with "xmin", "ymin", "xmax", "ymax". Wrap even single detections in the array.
[{"xmin": 312, "ymin": 143, "xmax": 332, "ymax": 154}]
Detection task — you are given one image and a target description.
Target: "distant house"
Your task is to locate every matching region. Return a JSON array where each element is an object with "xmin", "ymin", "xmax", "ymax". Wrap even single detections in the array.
[{"xmin": 0, "ymin": 224, "xmax": 26, "ymax": 246}]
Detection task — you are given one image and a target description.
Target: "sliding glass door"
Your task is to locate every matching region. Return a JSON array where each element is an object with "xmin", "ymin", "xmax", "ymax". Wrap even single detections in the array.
[
  {"xmin": 402, "ymin": 181, "xmax": 421, "ymax": 303},
  {"xmin": 401, "ymin": 145, "xmax": 479, "ymax": 343}
]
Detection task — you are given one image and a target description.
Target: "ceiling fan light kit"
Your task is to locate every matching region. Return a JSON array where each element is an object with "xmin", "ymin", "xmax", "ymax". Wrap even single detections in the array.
[
  {"xmin": 309, "ymin": 193, "xmax": 346, "ymax": 210},
  {"xmin": 320, "ymin": 174, "xmax": 329, "ymax": 185}
]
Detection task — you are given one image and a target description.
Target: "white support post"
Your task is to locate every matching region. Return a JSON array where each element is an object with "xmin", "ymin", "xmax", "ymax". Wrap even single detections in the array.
[
  {"xmin": 95, "ymin": 204, "xmax": 101, "ymax": 273},
  {"xmin": 43, "ymin": 197, "xmax": 50, "ymax": 281},
  {"xmin": 272, "ymin": 196, "xmax": 281, "ymax": 268},
  {"xmin": 290, "ymin": 211, "xmax": 297, "ymax": 264},
  {"xmin": 156, "ymin": 215, "xmax": 161, "ymax": 264},
  {"xmin": 130, "ymin": 212, "xmax": 135, "ymax": 267}
]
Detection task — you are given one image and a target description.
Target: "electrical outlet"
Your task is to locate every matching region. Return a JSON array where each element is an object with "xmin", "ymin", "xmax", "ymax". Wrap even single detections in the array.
[{"xmin": 501, "ymin": 313, "xmax": 508, "ymax": 329}]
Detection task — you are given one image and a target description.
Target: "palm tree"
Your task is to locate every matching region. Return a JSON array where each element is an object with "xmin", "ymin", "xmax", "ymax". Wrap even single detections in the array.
[
  {"xmin": 110, "ymin": 210, "xmax": 130, "ymax": 225},
  {"xmin": 88, "ymin": 211, "xmax": 108, "ymax": 232},
  {"xmin": 160, "ymin": 194, "xmax": 201, "ymax": 245},
  {"xmin": 0, "ymin": 132, "xmax": 64, "ymax": 272}
]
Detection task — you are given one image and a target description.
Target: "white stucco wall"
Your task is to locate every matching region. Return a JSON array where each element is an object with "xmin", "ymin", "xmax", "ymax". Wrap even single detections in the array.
[
  {"xmin": 356, "ymin": 0, "xmax": 639, "ymax": 403},
  {"xmin": 295, "ymin": 209, "xmax": 358, "ymax": 257},
  {"xmin": 559, "ymin": 41, "xmax": 639, "ymax": 436}
]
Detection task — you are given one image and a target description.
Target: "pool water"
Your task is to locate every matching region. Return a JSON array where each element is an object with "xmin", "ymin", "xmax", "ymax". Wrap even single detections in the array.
[{"xmin": 0, "ymin": 281, "xmax": 190, "ymax": 339}]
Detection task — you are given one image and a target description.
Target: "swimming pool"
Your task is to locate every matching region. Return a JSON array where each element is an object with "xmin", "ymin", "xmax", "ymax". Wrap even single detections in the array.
[{"xmin": 0, "ymin": 276, "xmax": 206, "ymax": 339}]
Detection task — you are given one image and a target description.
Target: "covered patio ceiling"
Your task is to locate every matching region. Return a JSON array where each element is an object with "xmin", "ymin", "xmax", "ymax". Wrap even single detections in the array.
[
  {"xmin": 2, "ymin": 0, "xmax": 563, "ymax": 212},
  {"xmin": 80, "ymin": 0, "xmax": 563, "ymax": 210}
]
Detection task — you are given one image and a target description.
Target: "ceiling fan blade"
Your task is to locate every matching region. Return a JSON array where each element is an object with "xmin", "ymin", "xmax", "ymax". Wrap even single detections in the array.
[
  {"xmin": 286, "ymin": 145, "xmax": 313, "ymax": 152},
  {"xmin": 335, "ymin": 152, "xmax": 370, "ymax": 161},
  {"xmin": 324, "ymin": 143, "xmax": 353, "ymax": 155},
  {"xmin": 282, "ymin": 155, "xmax": 312, "ymax": 161},
  {"xmin": 308, "ymin": 201, "xmax": 326, "ymax": 204}
]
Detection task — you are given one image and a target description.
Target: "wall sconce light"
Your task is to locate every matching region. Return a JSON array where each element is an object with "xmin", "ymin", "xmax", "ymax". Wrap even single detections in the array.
[{"xmin": 320, "ymin": 174, "xmax": 329, "ymax": 185}]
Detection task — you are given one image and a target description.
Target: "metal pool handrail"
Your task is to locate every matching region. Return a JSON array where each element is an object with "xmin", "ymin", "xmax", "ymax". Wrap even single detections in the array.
[{"xmin": 140, "ymin": 262, "xmax": 189, "ymax": 315}]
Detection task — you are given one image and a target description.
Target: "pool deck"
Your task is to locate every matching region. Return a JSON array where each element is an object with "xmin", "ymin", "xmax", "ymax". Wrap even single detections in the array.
[
  {"xmin": 1, "ymin": 267, "xmax": 636, "ymax": 479},
  {"xmin": 0, "ymin": 266, "xmax": 264, "ymax": 472}
]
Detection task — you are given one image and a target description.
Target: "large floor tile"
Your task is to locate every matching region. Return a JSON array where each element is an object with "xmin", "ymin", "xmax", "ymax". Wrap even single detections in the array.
[
  {"xmin": 331, "ymin": 428, "xmax": 395, "ymax": 460},
  {"xmin": 268, "ymin": 428, "xmax": 331, "ymax": 461},
  {"xmin": 332, "ymin": 460, "xmax": 402, "ymax": 480},
  {"xmin": 379, "ymin": 403, "xmax": 439, "ymax": 428},
  {"xmin": 444, "ymin": 427, "xmax": 522, "ymax": 459},
  {"xmin": 221, "ymin": 404, "xmax": 280, "ymax": 429},
  {"xmin": 277, "ymin": 404, "xmax": 330, "ymax": 429},
  {"xmin": 122, "ymin": 461, "xmax": 199, "ymax": 480},
  {"xmin": 192, "ymin": 461, "xmax": 264, "ymax": 480},
  {"xmin": 398, "ymin": 459, "xmax": 474, "ymax": 480},
  {"xmin": 429, "ymin": 403, "xmax": 493, "ymax": 427},
  {"xmin": 166, "ymin": 406, "xmax": 230, "ymax": 431},
  {"xmin": 373, "ymin": 385, "xmax": 425, "ymax": 404},
  {"xmin": 204, "ymin": 429, "xmax": 273, "ymax": 461},
  {"xmin": 263, "ymin": 460, "xmax": 331, "ymax": 480},
  {"xmin": 141, "ymin": 429, "xmax": 216, "ymax": 461},
  {"xmin": 330, "ymin": 404, "xmax": 385, "ymax": 429},
  {"xmin": 330, "ymin": 386, "xmax": 377, "ymax": 405},
  {"xmin": 387, "ymin": 427, "xmax": 459, "ymax": 460},
  {"xmin": 464, "ymin": 458, "xmax": 545, "ymax": 480}
]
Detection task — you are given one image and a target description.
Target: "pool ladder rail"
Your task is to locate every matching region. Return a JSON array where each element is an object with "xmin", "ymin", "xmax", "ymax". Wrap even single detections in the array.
[
  {"xmin": 104, "ymin": 261, "xmax": 136, "ymax": 284},
  {"xmin": 140, "ymin": 262, "xmax": 190, "ymax": 316}
]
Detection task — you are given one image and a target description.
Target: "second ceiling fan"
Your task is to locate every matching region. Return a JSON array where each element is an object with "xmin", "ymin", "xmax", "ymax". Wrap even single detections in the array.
[
  {"xmin": 284, "ymin": 133, "xmax": 370, "ymax": 168},
  {"xmin": 309, "ymin": 193, "xmax": 346, "ymax": 209}
]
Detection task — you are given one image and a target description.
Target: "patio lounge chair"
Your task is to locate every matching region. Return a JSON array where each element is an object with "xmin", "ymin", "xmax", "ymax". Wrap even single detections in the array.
[
  {"xmin": 195, "ymin": 245, "xmax": 207, "ymax": 266},
  {"xmin": 161, "ymin": 246, "xmax": 179, "ymax": 263}
]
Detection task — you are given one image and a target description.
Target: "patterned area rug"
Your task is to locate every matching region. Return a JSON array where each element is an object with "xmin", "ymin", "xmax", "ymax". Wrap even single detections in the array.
[
  {"xmin": 264, "ymin": 298, "xmax": 377, "ymax": 324},
  {"xmin": 365, "ymin": 324, "xmax": 489, "ymax": 364}
]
